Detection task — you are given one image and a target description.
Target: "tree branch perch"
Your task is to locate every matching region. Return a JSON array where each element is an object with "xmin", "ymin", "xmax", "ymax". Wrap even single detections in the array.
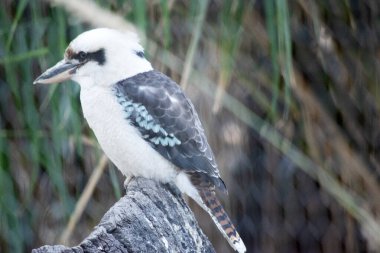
[{"xmin": 32, "ymin": 177, "xmax": 215, "ymax": 253}]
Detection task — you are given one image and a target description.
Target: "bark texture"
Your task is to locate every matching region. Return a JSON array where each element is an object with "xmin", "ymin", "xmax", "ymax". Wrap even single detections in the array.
[{"xmin": 32, "ymin": 177, "xmax": 215, "ymax": 253}]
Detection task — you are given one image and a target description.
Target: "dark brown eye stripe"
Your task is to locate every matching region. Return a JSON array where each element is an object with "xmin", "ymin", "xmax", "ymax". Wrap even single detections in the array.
[
  {"xmin": 135, "ymin": 50, "xmax": 144, "ymax": 58},
  {"xmin": 72, "ymin": 51, "xmax": 87, "ymax": 61},
  {"xmin": 65, "ymin": 47, "xmax": 106, "ymax": 65}
]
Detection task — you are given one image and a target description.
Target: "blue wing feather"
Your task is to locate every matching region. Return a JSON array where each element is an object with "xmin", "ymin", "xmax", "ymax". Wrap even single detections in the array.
[{"xmin": 113, "ymin": 70, "xmax": 226, "ymax": 192}]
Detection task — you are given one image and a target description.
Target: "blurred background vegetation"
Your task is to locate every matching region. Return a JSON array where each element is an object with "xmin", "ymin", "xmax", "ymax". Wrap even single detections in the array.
[{"xmin": 1, "ymin": 0, "xmax": 380, "ymax": 252}]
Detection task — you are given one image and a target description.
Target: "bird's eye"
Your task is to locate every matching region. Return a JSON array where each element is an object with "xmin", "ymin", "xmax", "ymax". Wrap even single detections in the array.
[{"xmin": 78, "ymin": 51, "xmax": 87, "ymax": 60}]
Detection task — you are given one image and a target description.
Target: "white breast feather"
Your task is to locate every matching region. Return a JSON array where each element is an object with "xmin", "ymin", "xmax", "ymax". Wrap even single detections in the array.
[{"xmin": 80, "ymin": 85, "xmax": 177, "ymax": 183}]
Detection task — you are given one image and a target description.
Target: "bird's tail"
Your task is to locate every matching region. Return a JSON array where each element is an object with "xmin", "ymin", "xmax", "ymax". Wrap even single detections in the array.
[{"xmin": 198, "ymin": 189, "xmax": 246, "ymax": 253}]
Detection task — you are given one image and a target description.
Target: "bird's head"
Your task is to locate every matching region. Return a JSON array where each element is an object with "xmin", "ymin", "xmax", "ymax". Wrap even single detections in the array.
[{"xmin": 33, "ymin": 28, "xmax": 152, "ymax": 88}]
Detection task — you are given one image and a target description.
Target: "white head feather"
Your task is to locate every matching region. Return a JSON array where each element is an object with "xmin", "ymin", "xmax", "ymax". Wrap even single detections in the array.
[{"xmin": 67, "ymin": 28, "xmax": 153, "ymax": 89}]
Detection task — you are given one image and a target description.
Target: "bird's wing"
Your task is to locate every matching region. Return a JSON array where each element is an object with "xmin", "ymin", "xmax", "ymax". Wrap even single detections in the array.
[{"xmin": 113, "ymin": 70, "xmax": 226, "ymax": 192}]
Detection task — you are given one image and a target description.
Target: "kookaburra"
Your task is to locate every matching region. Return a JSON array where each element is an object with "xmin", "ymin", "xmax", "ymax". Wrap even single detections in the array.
[{"xmin": 34, "ymin": 28, "xmax": 246, "ymax": 253}]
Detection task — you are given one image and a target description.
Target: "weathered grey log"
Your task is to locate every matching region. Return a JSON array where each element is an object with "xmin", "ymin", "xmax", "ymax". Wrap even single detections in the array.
[{"xmin": 32, "ymin": 177, "xmax": 215, "ymax": 253}]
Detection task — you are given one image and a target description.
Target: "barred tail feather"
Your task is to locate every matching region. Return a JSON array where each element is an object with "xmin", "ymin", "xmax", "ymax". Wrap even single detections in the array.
[{"xmin": 198, "ymin": 189, "xmax": 246, "ymax": 253}]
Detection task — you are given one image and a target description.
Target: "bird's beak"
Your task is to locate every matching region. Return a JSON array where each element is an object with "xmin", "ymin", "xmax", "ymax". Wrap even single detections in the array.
[{"xmin": 33, "ymin": 60, "xmax": 80, "ymax": 85}]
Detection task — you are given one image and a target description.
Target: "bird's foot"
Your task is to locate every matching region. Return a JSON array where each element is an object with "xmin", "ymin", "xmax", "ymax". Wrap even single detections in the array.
[{"xmin": 124, "ymin": 175, "xmax": 135, "ymax": 191}]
